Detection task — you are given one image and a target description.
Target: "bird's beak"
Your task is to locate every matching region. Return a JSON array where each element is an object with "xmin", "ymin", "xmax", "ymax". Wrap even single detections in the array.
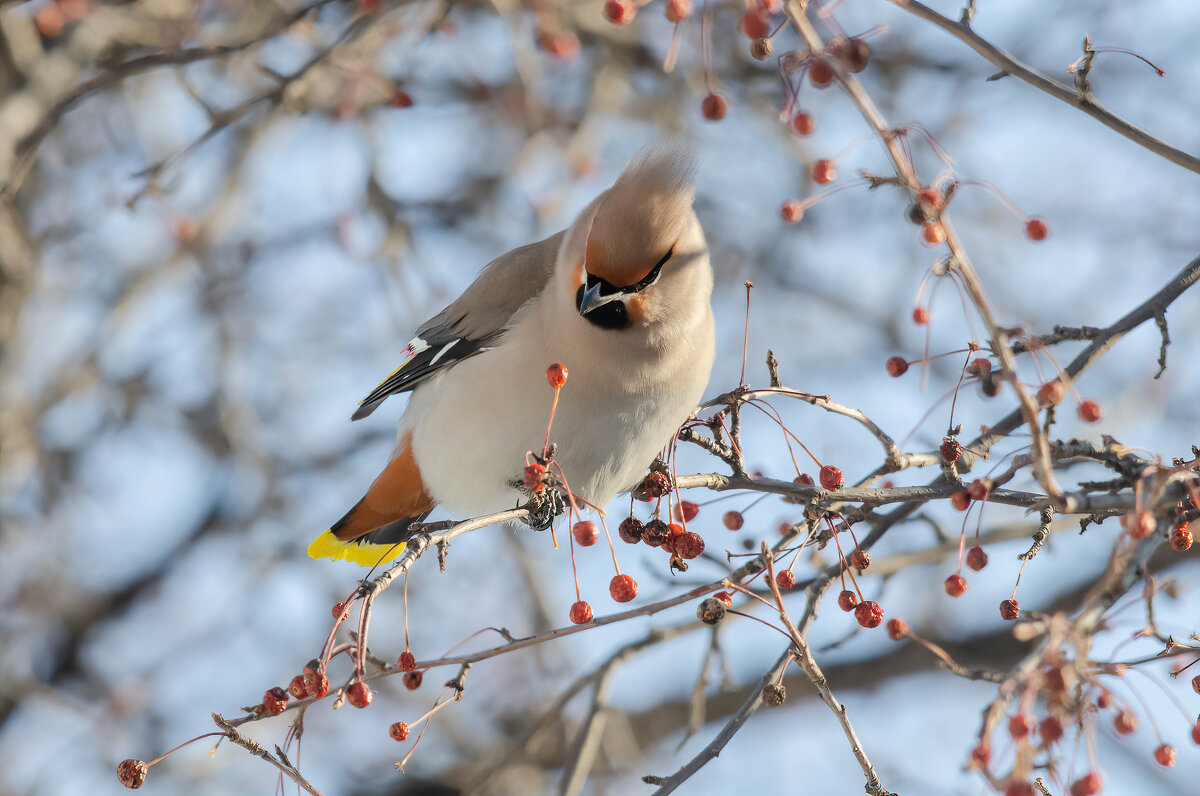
[{"xmin": 577, "ymin": 277, "xmax": 624, "ymax": 315}]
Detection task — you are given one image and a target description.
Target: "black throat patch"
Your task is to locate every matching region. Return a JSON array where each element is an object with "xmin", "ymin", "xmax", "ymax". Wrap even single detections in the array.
[{"xmin": 575, "ymin": 285, "xmax": 631, "ymax": 329}]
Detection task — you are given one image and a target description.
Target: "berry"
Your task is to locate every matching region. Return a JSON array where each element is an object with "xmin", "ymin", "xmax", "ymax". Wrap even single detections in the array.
[
  {"xmin": 1039, "ymin": 716, "xmax": 1064, "ymax": 743},
  {"xmin": 916, "ymin": 186, "xmax": 941, "ymax": 210},
  {"xmin": 389, "ymin": 721, "xmax": 410, "ymax": 742},
  {"xmin": 723, "ymin": 511, "xmax": 744, "ymax": 530},
  {"xmin": 332, "ymin": 602, "xmax": 350, "ymax": 620},
  {"xmin": 740, "ymin": 10, "xmax": 771, "ymax": 38},
  {"xmin": 775, "ymin": 570, "xmax": 796, "ymax": 589},
  {"xmin": 1154, "ymin": 743, "xmax": 1177, "ymax": 767},
  {"xmin": 305, "ymin": 671, "xmax": 329, "ymax": 699},
  {"xmin": 642, "ymin": 519, "xmax": 670, "ymax": 547},
  {"xmin": 921, "ymin": 222, "xmax": 945, "ymax": 246},
  {"xmin": 790, "ymin": 111, "xmax": 815, "ymax": 136},
  {"xmin": 854, "ymin": 600, "xmax": 884, "ymax": 628},
  {"xmin": 397, "ymin": 651, "xmax": 417, "ymax": 672},
  {"xmin": 546, "ymin": 362, "xmax": 568, "ymax": 388},
  {"xmin": 391, "ymin": 90, "xmax": 414, "ymax": 109},
  {"xmin": 819, "ymin": 464, "xmax": 844, "ymax": 490},
  {"xmin": 1005, "ymin": 782, "xmax": 1035, "ymax": 796},
  {"xmin": 288, "ymin": 675, "xmax": 308, "ymax": 700},
  {"xmin": 837, "ymin": 589, "xmax": 858, "ymax": 612},
  {"xmin": 641, "ymin": 471, "xmax": 671, "ymax": 498},
  {"xmin": 967, "ymin": 479, "xmax": 991, "ymax": 501},
  {"xmin": 999, "ymin": 599, "xmax": 1020, "ymax": 620},
  {"xmin": 950, "ymin": 491, "xmax": 971, "ymax": 511},
  {"xmin": 849, "ymin": 549, "xmax": 870, "ymax": 571},
  {"xmin": 1044, "ymin": 666, "xmax": 1068, "ymax": 693},
  {"xmin": 402, "ymin": 671, "xmax": 423, "ymax": 690},
  {"xmin": 811, "ymin": 158, "xmax": 836, "ymax": 184},
  {"xmin": 750, "ymin": 37, "xmax": 773, "ymax": 60},
  {"xmin": 762, "ymin": 683, "xmax": 787, "ymax": 706},
  {"xmin": 780, "ymin": 200, "xmax": 803, "ymax": 224},
  {"xmin": 1037, "ymin": 379, "xmax": 1065, "ymax": 406},
  {"xmin": 603, "ymin": 0, "xmax": 634, "ymax": 25},
  {"xmin": 263, "ymin": 686, "xmax": 289, "ymax": 715},
  {"xmin": 966, "ymin": 546, "xmax": 989, "ymax": 571},
  {"xmin": 701, "ymin": 93, "xmax": 727, "ymax": 121},
  {"xmin": 1096, "ymin": 688, "xmax": 1113, "ymax": 709},
  {"xmin": 664, "ymin": 0, "xmax": 692, "ymax": 23},
  {"xmin": 1077, "ymin": 400, "xmax": 1102, "ymax": 423},
  {"xmin": 1121, "ymin": 510, "xmax": 1156, "ymax": 540},
  {"xmin": 715, "ymin": 591, "xmax": 733, "ymax": 608},
  {"xmin": 838, "ymin": 38, "xmax": 871, "ymax": 72},
  {"xmin": 1113, "ymin": 710, "xmax": 1138, "ymax": 735},
  {"xmin": 1193, "ymin": 674, "xmax": 1200, "ymax": 696},
  {"xmin": 808, "ymin": 58, "xmax": 834, "ymax": 88},
  {"xmin": 969, "ymin": 744, "xmax": 990, "ymax": 768},
  {"xmin": 540, "ymin": 30, "xmax": 580, "ymax": 60},
  {"xmin": 618, "ymin": 516, "xmax": 644, "ymax": 544},
  {"xmin": 1069, "ymin": 773, "xmax": 1102, "ymax": 796},
  {"xmin": 795, "ymin": 473, "xmax": 814, "ymax": 486},
  {"xmin": 347, "ymin": 681, "xmax": 373, "ymax": 708},
  {"xmin": 1192, "ymin": 721, "xmax": 1200, "ymax": 745},
  {"xmin": 572, "ymin": 520, "xmax": 599, "ymax": 547},
  {"xmin": 117, "ymin": 759, "xmax": 148, "ymax": 789},
  {"xmin": 569, "ymin": 600, "xmax": 593, "ymax": 624},
  {"xmin": 1025, "ymin": 217, "xmax": 1049, "ymax": 241},
  {"xmin": 886, "ymin": 617, "xmax": 909, "ymax": 640},
  {"xmin": 1008, "ymin": 713, "xmax": 1033, "ymax": 739},
  {"xmin": 886, "ymin": 356, "xmax": 909, "ymax": 377},
  {"xmin": 523, "ymin": 462, "xmax": 548, "ymax": 492},
  {"xmin": 697, "ymin": 597, "xmax": 726, "ymax": 625},
  {"xmin": 940, "ymin": 437, "xmax": 962, "ymax": 463},
  {"xmin": 912, "ymin": 307, "xmax": 930, "ymax": 325},
  {"xmin": 1170, "ymin": 523, "xmax": 1192, "ymax": 551},
  {"xmin": 968, "ymin": 358, "xmax": 992, "ymax": 377},
  {"xmin": 609, "ymin": 574, "xmax": 638, "ymax": 603},
  {"xmin": 674, "ymin": 500, "xmax": 700, "ymax": 522},
  {"xmin": 944, "ymin": 573, "xmax": 967, "ymax": 597},
  {"xmin": 671, "ymin": 530, "xmax": 706, "ymax": 559}
]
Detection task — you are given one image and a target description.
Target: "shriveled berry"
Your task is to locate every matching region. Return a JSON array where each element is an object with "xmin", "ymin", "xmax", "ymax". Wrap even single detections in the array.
[
  {"xmin": 641, "ymin": 471, "xmax": 671, "ymax": 498},
  {"xmin": 811, "ymin": 158, "xmax": 836, "ymax": 184},
  {"xmin": 886, "ymin": 356, "xmax": 909, "ymax": 377},
  {"xmin": 1113, "ymin": 709, "xmax": 1138, "ymax": 734},
  {"xmin": 1170, "ymin": 522, "xmax": 1192, "ymax": 551},
  {"xmin": 389, "ymin": 721, "xmax": 410, "ymax": 742},
  {"xmin": 1096, "ymin": 688, "xmax": 1113, "ymax": 709},
  {"xmin": 968, "ymin": 358, "xmax": 992, "ymax": 377},
  {"xmin": 849, "ymin": 549, "xmax": 870, "ymax": 571},
  {"xmin": 780, "ymin": 200, "xmax": 803, "ymax": 224},
  {"xmin": 886, "ymin": 617, "xmax": 909, "ymax": 640},
  {"xmin": 1025, "ymin": 217, "xmax": 1049, "ymax": 241},
  {"xmin": 609, "ymin": 574, "xmax": 638, "ymax": 603},
  {"xmin": 967, "ymin": 479, "xmax": 991, "ymax": 501},
  {"xmin": 969, "ymin": 744, "xmax": 990, "ymax": 768},
  {"xmin": 966, "ymin": 546, "xmax": 988, "ymax": 571},
  {"xmin": 950, "ymin": 491, "xmax": 971, "ymax": 511},
  {"xmin": 854, "ymin": 600, "xmax": 884, "ymax": 628},
  {"xmin": 664, "ymin": 0, "xmax": 692, "ymax": 23},
  {"xmin": 397, "ymin": 651, "xmax": 417, "ymax": 672},
  {"xmin": 836, "ymin": 37, "xmax": 871, "ymax": 72},
  {"xmin": 837, "ymin": 589, "xmax": 858, "ymax": 612},
  {"xmin": 819, "ymin": 464, "xmax": 843, "ymax": 490},
  {"xmin": 1077, "ymin": 400, "xmax": 1102, "ymax": 423},
  {"xmin": 1039, "ymin": 715, "xmax": 1064, "ymax": 743},
  {"xmin": 697, "ymin": 597, "xmax": 726, "ymax": 625},
  {"xmin": 572, "ymin": 520, "xmax": 599, "ymax": 547},
  {"xmin": 263, "ymin": 686, "xmax": 289, "ymax": 715},
  {"xmin": 921, "ymin": 222, "xmax": 945, "ymax": 246},
  {"xmin": 1121, "ymin": 510, "xmax": 1156, "ymax": 540},
  {"xmin": 618, "ymin": 516, "xmax": 644, "ymax": 544},
  {"xmin": 117, "ymin": 759, "xmax": 148, "ymax": 789},
  {"xmin": 347, "ymin": 681, "xmax": 372, "ymax": 708},
  {"xmin": 674, "ymin": 500, "xmax": 699, "ymax": 522},
  {"xmin": 642, "ymin": 519, "xmax": 670, "ymax": 547},
  {"xmin": 1037, "ymin": 379, "xmax": 1065, "ymax": 406},
  {"xmin": 391, "ymin": 90, "xmax": 414, "ymax": 109},
  {"xmin": 790, "ymin": 111, "xmax": 815, "ymax": 136},
  {"xmin": 795, "ymin": 473, "xmax": 814, "ymax": 486},
  {"xmin": 999, "ymin": 599, "xmax": 1020, "ymax": 620},
  {"xmin": 762, "ymin": 682, "xmax": 787, "ymax": 706},
  {"xmin": 402, "ymin": 671, "xmax": 423, "ymax": 691},
  {"xmin": 723, "ymin": 511, "xmax": 744, "ymax": 530},
  {"xmin": 523, "ymin": 462, "xmax": 548, "ymax": 492},
  {"xmin": 569, "ymin": 600, "xmax": 593, "ymax": 624},
  {"xmin": 1069, "ymin": 773, "xmax": 1102, "ymax": 796},
  {"xmin": 750, "ymin": 37, "xmax": 773, "ymax": 60},
  {"xmin": 1044, "ymin": 666, "xmax": 1068, "ymax": 693},
  {"xmin": 714, "ymin": 591, "xmax": 733, "ymax": 608},
  {"xmin": 1192, "ymin": 721, "xmax": 1200, "ymax": 745},
  {"xmin": 1006, "ymin": 782, "xmax": 1035, "ymax": 796},
  {"xmin": 288, "ymin": 675, "xmax": 308, "ymax": 700},
  {"xmin": 603, "ymin": 0, "xmax": 634, "ymax": 25},
  {"xmin": 1008, "ymin": 713, "xmax": 1033, "ymax": 739},
  {"xmin": 808, "ymin": 58, "xmax": 834, "ymax": 88},
  {"xmin": 944, "ymin": 573, "xmax": 967, "ymax": 597},
  {"xmin": 701, "ymin": 92, "xmax": 727, "ymax": 121},
  {"xmin": 546, "ymin": 362, "xmax": 568, "ymax": 389},
  {"xmin": 912, "ymin": 307, "xmax": 930, "ymax": 325},
  {"xmin": 1192, "ymin": 674, "xmax": 1200, "ymax": 695},
  {"xmin": 672, "ymin": 531, "xmax": 705, "ymax": 559},
  {"xmin": 1154, "ymin": 743, "xmax": 1177, "ymax": 767},
  {"xmin": 740, "ymin": 10, "xmax": 770, "ymax": 38},
  {"xmin": 940, "ymin": 437, "xmax": 962, "ymax": 463},
  {"xmin": 305, "ymin": 671, "xmax": 329, "ymax": 699},
  {"xmin": 332, "ymin": 602, "xmax": 350, "ymax": 620},
  {"xmin": 775, "ymin": 570, "xmax": 796, "ymax": 589}
]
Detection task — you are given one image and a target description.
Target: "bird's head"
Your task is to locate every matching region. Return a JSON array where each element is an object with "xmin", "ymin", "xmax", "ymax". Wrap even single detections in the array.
[{"xmin": 560, "ymin": 145, "xmax": 708, "ymax": 330}]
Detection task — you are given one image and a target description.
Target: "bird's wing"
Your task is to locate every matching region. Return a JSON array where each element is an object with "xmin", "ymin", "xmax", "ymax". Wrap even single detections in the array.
[{"xmin": 351, "ymin": 230, "xmax": 564, "ymax": 420}]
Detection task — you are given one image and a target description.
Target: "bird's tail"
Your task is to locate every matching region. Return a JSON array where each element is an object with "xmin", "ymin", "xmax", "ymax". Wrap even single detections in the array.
[{"xmin": 308, "ymin": 508, "xmax": 432, "ymax": 566}]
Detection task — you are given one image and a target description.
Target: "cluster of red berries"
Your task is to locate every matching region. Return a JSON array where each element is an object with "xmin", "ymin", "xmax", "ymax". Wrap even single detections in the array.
[{"xmin": 280, "ymin": 658, "xmax": 331, "ymax": 711}]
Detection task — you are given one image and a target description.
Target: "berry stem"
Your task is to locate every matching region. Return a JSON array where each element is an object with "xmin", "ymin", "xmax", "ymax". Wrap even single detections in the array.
[
  {"xmin": 146, "ymin": 732, "xmax": 230, "ymax": 768},
  {"xmin": 739, "ymin": 281, "xmax": 753, "ymax": 386},
  {"xmin": 542, "ymin": 384, "xmax": 561, "ymax": 460}
]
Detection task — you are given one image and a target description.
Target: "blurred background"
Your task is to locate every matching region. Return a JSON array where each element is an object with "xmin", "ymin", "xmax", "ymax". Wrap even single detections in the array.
[{"xmin": 1, "ymin": 1, "xmax": 1198, "ymax": 794}]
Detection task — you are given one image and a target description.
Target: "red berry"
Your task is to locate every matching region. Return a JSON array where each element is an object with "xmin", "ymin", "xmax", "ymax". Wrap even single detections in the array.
[
  {"xmin": 640, "ymin": 471, "xmax": 671, "ymax": 497},
  {"xmin": 723, "ymin": 510, "xmax": 744, "ymax": 530},
  {"xmin": 540, "ymin": 30, "xmax": 580, "ymax": 60},
  {"xmin": 609, "ymin": 574, "xmax": 638, "ymax": 603},
  {"xmin": 263, "ymin": 686, "xmax": 289, "ymax": 715},
  {"xmin": 921, "ymin": 222, "xmax": 946, "ymax": 246},
  {"xmin": 117, "ymin": 759, "xmax": 148, "ymax": 789},
  {"xmin": 819, "ymin": 464, "xmax": 844, "ymax": 491},
  {"xmin": 790, "ymin": 111, "xmax": 815, "ymax": 136},
  {"xmin": 665, "ymin": 0, "xmax": 692, "ymax": 23},
  {"xmin": 523, "ymin": 462, "xmax": 548, "ymax": 492},
  {"xmin": 1039, "ymin": 716, "xmax": 1064, "ymax": 743},
  {"xmin": 1008, "ymin": 713, "xmax": 1033, "ymax": 739},
  {"xmin": 346, "ymin": 681, "xmax": 372, "ymax": 708},
  {"xmin": 618, "ymin": 516, "xmax": 644, "ymax": 544},
  {"xmin": 1044, "ymin": 666, "xmax": 1067, "ymax": 692},
  {"xmin": 1154, "ymin": 743, "xmax": 1177, "ymax": 767},
  {"xmin": 603, "ymin": 0, "xmax": 634, "ymax": 25},
  {"xmin": 944, "ymin": 573, "xmax": 967, "ymax": 597},
  {"xmin": 572, "ymin": 520, "xmax": 599, "ymax": 547},
  {"xmin": 968, "ymin": 357, "xmax": 992, "ymax": 377},
  {"xmin": 1069, "ymin": 773, "xmax": 1102, "ymax": 796},
  {"xmin": 1096, "ymin": 688, "xmax": 1113, "ymax": 709},
  {"xmin": 569, "ymin": 600, "xmax": 593, "ymax": 624},
  {"xmin": 849, "ymin": 549, "xmax": 870, "ymax": 571},
  {"xmin": 701, "ymin": 93, "xmax": 727, "ymax": 121},
  {"xmin": 808, "ymin": 58, "xmax": 834, "ymax": 88},
  {"xmin": 389, "ymin": 721, "xmax": 410, "ymax": 742},
  {"xmin": 966, "ymin": 546, "xmax": 988, "ymax": 571},
  {"xmin": 1121, "ymin": 510, "xmax": 1156, "ymax": 540},
  {"xmin": 402, "ymin": 671, "xmax": 423, "ymax": 691},
  {"xmin": 642, "ymin": 519, "xmax": 670, "ymax": 547},
  {"xmin": 969, "ymin": 744, "xmax": 990, "ymax": 768},
  {"xmin": 999, "ymin": 599, "xmax": 1020, "ymax": 620},
  {"xmin": 854, "ymin": 600, "xmax": 884, "ymax": 628},
  {"xmin": 967, "ymin": 479, "xmax": 990, "ymax": 501},
  {"xmin": 715, "ymin": 591, "xmax": 733, "ymax": 608},
  {"xmin": 886, "ymin": 356, "xmax": 909, "ymax": 377},
  {"xmin": 912, "ymin": 307, "xmax": 930, "ymax": 325},
  {"xmin": 391, "ymin": 90, "xmax": 414, "ymax": 109},
  {"xmin": 332, "ymin": 601, "xmax": 350, "ymax": 620},
  {"xmin": 671, "ymin": 530, "xmax": 705, "ymax": 559},
  {"xmin": 1025, "ymin": 217, "xmax": 1049, "ymax": 241},
  {"xmin": 288, "ymin": 675, "xmax": 308, "ymax": 700},
  {"xmin": 1037, "ymin": 379, "xmax": 1065, "ymax": 406},
  {"xmin": 397, "ymin": 651, "xmax": 417, "ymax": 672},
  {"xmin": 837, "ymin": 590, "xmax": 858, "ymax": 612},
  {"xmin": 940, "ymin": 437, "xmax": 962, "ymax": 463},
  {"xmin": 1192, "ymin": 674, "xmax": 1200, "ymax": 695},
  {"xmin": 546, "ymin": 362, "xmax": 568, "ymax": 389},
  {"xmin": 1077, "ymin": 400, "xmax": 1102, "ymax": 423},
  {"xmin": 916, "ymin": 186, "xmax": 941, "ymax": 210},
  {"xmin": 780, "ymin": 200, "xmax": 803, "ymax": 224},
  {"xmin": 305, "ymin": 671, "xmax": 329, "ymax": 699},
  {"xmin": 795, "ymin": 473, "xmax": 814, "ymax": 486},
  {"xmin": 740, "ymin": 10, "xmax": 770, "ymax": 38},
  {"xmin": 810, "ymin": 158, "xmax": 836, "ymax": 184},
  {"xmin": 1171, "ymin": 523, "xmax": 1192, "ymax": 550},
  {"xmin": 775, "ymin": 570, "xmax": 796, "ymax": 590},
  {"xmin": 886, "ymin": 617, "xmax": 909, "ymax": 640},
  {"xmin": 674, "ymin": 500, "xmax": 699, "ymax": 522},
  {"xmin": 1113, "ymin": 710, "xmax": 1138, "ymax": 735},
  {"xmin": 1191, "ymin": 721, "xmax": 1200, "ymax": 745},
  {"xmin": 950, "ymin": 490, "xmax": 971, "ymax": 511},
  {"xmin": 1005, "ymin": 782, "xmax": 1035, "ymax": 796}
]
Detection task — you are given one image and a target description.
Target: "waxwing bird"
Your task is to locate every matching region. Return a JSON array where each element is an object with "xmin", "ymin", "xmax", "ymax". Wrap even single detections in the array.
[{"xmin": 308, "ymin": 145, "xmax": 716, "ymax": 565}]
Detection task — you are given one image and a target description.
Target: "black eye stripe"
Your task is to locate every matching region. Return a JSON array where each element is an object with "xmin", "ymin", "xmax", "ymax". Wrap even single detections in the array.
[{"xmin": 584, "ymin": 245, "xmax": 674, "ymax": 297}]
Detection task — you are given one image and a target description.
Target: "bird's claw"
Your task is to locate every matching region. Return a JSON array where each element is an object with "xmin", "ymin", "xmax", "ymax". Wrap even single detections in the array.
[{"xmin": 521, "ymin": 488, "xmax": 566, "ymax": 531}]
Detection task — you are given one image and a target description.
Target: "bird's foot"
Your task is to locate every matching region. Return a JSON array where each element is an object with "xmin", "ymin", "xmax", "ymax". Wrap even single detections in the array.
[{"xmin": 520, "ymin": 487, "xmax": 567, "ymax": 531}]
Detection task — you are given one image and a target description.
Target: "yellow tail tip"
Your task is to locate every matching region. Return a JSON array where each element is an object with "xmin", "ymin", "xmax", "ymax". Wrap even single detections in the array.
[{"xmin": 307, "ymin": 530, "xmax": 407, "ymax": 566}]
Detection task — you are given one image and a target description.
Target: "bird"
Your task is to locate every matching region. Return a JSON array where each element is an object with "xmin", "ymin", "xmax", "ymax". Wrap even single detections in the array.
[{"xmin": 308, "ymin": 145, "xmax": 715, "ymax": 565}]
